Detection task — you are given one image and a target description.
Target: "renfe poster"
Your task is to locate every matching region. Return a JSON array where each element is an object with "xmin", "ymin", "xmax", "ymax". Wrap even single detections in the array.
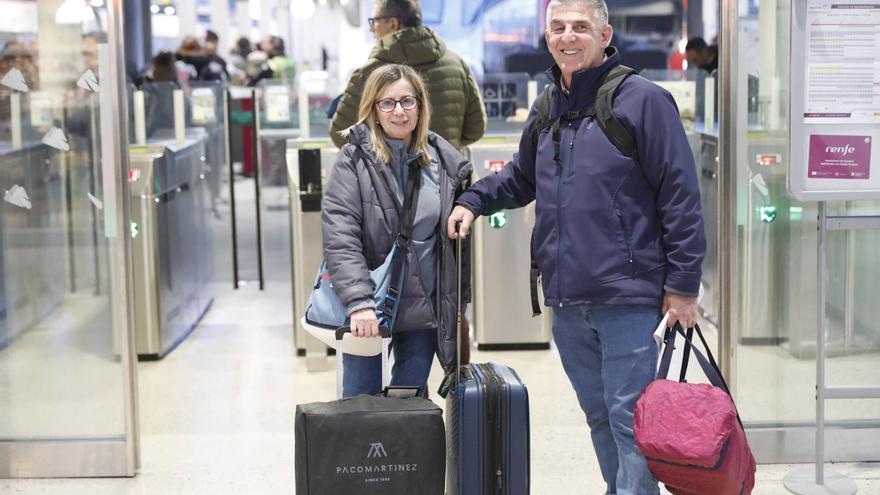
[
  {"xmin": 803, "ymin": 1, "xmax": 880, "ymax": 125},
  {"xmin": 789, "ymin": 0, "xmax": 880, "ymax": 200},
  {"xmin": 808, "ymin": 135, "xmax": 872, "ymax": 179}
]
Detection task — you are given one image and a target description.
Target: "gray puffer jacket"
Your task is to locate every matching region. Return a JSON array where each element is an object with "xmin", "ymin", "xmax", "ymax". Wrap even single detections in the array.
[{"xmin": 322, "ymin": 123, "xmax": 472, "ymax": 372}]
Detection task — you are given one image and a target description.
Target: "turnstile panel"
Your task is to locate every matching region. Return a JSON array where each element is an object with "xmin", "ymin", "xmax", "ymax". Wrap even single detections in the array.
[
  {"xmin": 286, "ymin": 139, "xmax": 338, "ymax": 362},
  {"xmin": 129, "ymin": 134, "xmax": 215, "ymax": 359},
  {"xmin": 469, "ymin": 139, "xmax": 551, "ymax": 349}
]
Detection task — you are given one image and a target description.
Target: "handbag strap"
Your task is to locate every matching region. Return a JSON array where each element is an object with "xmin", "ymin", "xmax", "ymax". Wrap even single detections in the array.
[
  {"xmin": 376, "ymin": 159, "xmax": 421, "ymax": 333},
  {"xmin": 657, "ymin": 323, "xmax": 744, "ymax": 427},
  {"xmin": 658, "ymin": 323, "xmax": 727, "ymax": 391},
  {"xmin": 678, "ymin": 326, "xmax": 694, "ymax": 383}
]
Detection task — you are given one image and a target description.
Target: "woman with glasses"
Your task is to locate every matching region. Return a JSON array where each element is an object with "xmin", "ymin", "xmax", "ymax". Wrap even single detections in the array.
[{"xmin": 323, "ymin": 64, "xmax": 472, "ymax": 397}]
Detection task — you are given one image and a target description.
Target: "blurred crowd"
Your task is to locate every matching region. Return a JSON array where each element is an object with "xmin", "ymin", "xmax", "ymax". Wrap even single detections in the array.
[{"xmin": 137, "ymin": 31, "xmax": 295, "ymax": 89}]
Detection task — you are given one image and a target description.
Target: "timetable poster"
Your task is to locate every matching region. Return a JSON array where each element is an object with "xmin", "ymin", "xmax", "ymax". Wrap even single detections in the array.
[{"xmin": 803, "ymin": 1, "xmax": 880, "ymax": 124}]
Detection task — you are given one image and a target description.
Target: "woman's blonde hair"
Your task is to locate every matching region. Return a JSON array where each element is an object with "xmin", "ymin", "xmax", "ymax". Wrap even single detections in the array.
[{"xmin": 349, "ymin": 64, "xmax": 432, "ymax": 166}]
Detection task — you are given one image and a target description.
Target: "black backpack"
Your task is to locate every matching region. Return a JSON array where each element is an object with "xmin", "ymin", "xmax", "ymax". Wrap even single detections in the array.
[
  {"xmin": 528, "ymin": 64, "xmax": 638, "ymax": 316},
  {"xmin": 532, "ymin": 64, "xmax": 639, "ymax": 162}
]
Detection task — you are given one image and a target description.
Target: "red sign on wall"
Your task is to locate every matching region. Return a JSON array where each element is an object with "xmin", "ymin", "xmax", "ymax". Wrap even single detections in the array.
[{"xmin": 484, "ymin": 160, "xmax": 506, "ymax": 173}]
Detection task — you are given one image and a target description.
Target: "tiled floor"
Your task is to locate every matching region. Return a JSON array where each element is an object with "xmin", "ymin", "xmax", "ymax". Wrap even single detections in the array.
[{"xmin": 1, "ymin": 285, "xmax": 879, "ymax": 494}]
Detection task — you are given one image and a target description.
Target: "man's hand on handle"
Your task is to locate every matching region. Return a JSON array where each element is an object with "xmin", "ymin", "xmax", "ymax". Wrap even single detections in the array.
[
  {"xmin": 350, "ymin": 308, "xmax": 381, "ymax": 337},
  {"xmin": 447, "ymin": 205, "xmax": 476, "ymax": 239},
  {"xmin": 662, "ymin": 292, "xmax": 699, "ymax": 329}
]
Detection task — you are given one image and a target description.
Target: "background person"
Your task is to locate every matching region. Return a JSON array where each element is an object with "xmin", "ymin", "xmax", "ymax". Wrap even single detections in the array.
[{"xmin": 329, "ymin": 0, "xmax": 486, "ymax": 153}]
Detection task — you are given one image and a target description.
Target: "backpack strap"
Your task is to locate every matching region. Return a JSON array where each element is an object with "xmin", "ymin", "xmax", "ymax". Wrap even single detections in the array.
[
  {"xmin": 595, "ymin": 65, "xmax": 639, "ymax": 159},
  {"xmin": 531, "ymin": 65, "xmax": 639, "ymax": 161},
  {"xmin": 531, "ymin": 84, "xmax": 556, "ymax": 154}
]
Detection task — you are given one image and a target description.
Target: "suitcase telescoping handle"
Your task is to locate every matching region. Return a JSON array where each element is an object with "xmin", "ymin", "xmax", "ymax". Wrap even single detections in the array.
[
  {"xmin": 455, "ymin": 221, "xmax": 464, "ymax": 386},
  {"xmin": 335, "ymin": 327, "xmax": 392, "ymax": 399},
  {"xmin": 437, "ymin": 221, "xmax": 466, "ymax": 399}
]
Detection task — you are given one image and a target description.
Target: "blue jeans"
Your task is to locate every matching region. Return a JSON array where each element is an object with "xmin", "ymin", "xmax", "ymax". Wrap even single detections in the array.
[
  {"xmin": 552, "ymin": 304, "xmax": 661, "ymax": 495},
  {"xmin": 342, "ymin": 328, "xmax": 437, "ymax": 397}
]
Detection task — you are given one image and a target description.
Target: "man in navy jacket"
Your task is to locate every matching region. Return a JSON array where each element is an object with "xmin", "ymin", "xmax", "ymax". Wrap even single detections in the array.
[{"xmin": 447, "ymin": 0, "xmax": 705, "ymax": 493}]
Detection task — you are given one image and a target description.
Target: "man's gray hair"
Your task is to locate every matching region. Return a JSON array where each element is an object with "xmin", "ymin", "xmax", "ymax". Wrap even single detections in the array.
[{"xmin": 545, "ymin": 0, "xmax": 609, "ymax": 30}]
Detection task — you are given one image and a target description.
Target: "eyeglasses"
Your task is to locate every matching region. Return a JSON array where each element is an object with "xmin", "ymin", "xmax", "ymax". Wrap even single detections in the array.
[
  {"xmin": 368, "ymin": 16, "xmax": 392, "ymax": 30},
  {"xmin": 376, "ymin": 96, "xmax": 419, "ymax": 112}
]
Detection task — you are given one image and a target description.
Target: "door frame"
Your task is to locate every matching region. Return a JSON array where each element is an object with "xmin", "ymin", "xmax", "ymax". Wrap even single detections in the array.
[{"xmin": 0, "ymin": 0, "xmax": 139, "ymax": 478}]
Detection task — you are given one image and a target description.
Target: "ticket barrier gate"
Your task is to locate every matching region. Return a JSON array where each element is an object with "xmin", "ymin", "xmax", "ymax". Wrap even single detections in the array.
[
  {"xmin": 129, "ymin": 133, "xmax": 215, "ymax": 359},
  {"xmin": 468, "ymin": 135, "xmax": 552, "ymax": 350},
  {"xmin": 286, "ymin": 138, "xmax": 338, "ymax": 370}
]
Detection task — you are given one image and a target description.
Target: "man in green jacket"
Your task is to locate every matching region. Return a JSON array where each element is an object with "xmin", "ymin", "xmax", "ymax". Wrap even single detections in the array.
[{"xmin": 329, "ymin": 0, "xmax": 487, "ymax": 152}]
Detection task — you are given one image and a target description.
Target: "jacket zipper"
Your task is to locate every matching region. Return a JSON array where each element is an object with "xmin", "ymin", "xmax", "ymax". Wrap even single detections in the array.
[
  {"xmin": 555, "ymin": 122, "xmax": 576, "ymax": 307},
  {"xmin": 616, "ymin": 209, "xmax": 634, "ymax": 269},
  {"xmin": 437, "ymin": 164, "xmax": 449, "ymax": 332},
  {"xmin": 490, "ymin": 364, "xmax": 507, "ymax": 495},
  {"xmin": 476, "ymin": 365, "xmax": 494, "ymax": 494},
  {"xmin": 478, "ymin": 363, "xmax": 505, "ymax": 494}
]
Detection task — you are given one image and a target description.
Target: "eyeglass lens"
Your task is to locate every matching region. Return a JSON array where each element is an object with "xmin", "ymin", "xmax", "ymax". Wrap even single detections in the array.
[{"xmin": 377, "ymin": 96, "xmax": 418, "ymax": 112}]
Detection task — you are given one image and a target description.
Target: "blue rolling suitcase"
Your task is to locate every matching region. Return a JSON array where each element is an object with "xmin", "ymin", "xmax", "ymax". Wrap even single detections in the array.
[{"xmin": 441, "ymin": 231, "xmax": 531, "ymax": 495}]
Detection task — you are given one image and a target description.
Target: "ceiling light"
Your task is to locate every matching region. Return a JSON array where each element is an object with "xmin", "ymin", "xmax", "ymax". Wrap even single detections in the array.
[
  {"xmin": 290, "ymin": 0, "xmax": 316, "ymax": 20},
  {"xmin": 55, "ymin": 0, "xmax": 94, "ymax": 24},
  {"xmin": 249, "ymin": 0, "xmax": 261, "ymax": 21}
]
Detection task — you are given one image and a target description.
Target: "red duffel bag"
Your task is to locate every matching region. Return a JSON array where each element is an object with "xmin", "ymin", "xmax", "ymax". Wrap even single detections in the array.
[{"xmin": 634, "ymin": 323, "xmax": 756, "ymax": 495}]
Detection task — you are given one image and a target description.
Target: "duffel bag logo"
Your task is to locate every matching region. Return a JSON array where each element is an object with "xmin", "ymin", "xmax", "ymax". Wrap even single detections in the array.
[
  {"xmin": 367, "ymin": 443, "xmax": 388, "ymax": 458},
  {"xmin": 335, "ymin": 442, "xmax": 419, "ymax": 482}
]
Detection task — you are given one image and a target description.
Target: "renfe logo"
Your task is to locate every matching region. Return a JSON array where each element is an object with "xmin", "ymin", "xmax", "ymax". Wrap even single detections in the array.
[
  {"xmin": 367, "ymin": 443, "xmax": 387, "ymax": 459},
  {"xmin": 825, "ymin": 144, "xmax": 856, "ymax": 156},
  {"xmin": 808, "ymin": 134, "xmax": 871, "ymax": 180}
]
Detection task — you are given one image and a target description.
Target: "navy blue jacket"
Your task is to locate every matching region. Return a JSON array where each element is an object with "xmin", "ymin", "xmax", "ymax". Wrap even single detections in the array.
[{"xmin": 457, "ymin": 48, "xmax": 705, "ymax": 307}]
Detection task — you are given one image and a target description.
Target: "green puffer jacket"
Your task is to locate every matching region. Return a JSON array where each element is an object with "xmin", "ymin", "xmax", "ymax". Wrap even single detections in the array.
[{"xmin": 329, "ymin": 26, "xmax": 487, "ymax": 152}]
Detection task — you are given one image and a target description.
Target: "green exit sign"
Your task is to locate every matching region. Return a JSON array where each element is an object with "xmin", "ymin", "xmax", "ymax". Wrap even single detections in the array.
[{"xmin": 488, "ymin": 212, "xmax": 508, "ymax": 229}]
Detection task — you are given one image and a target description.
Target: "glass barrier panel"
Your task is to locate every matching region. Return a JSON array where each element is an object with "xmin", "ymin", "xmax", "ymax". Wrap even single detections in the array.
[
  {"xmin": 258, "ymin": 79, "xmax": 298, "ymax": 130},
  {"xmin": 188, "ymin": 81, "xmax": 234, "ymax": 295},
  {"xmin": 481, "ymin": 72, "xmax": 531, "ymax": 135},
  {"xmin": 0, "ymin": 18, "xmax": 126, "ymax": 439},
  {"xmin": 138, "ymin": 81, "xmax": 187, "ymax": 142}
]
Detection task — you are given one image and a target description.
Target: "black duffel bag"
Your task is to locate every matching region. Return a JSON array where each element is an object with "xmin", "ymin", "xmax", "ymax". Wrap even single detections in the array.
[{"xmin": 295, "ymin": 394, "xmax": 446, "ymax": 494}]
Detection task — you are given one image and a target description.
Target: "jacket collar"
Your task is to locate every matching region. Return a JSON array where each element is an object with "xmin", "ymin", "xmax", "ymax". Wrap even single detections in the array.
[
  {"xmin": 545, "ymin": 47, "xmax": 620, "ymax": 113},
  {"xmin": 372, "ymin": 26, "xmax": 446, "ymax": 65},
  {"xmin": 347, "ymin": 123, "xmax": 424, "ymax": 164},
  {"xmin": 347, "ymin": 122, "xmax": 471, "ymax": 189}
]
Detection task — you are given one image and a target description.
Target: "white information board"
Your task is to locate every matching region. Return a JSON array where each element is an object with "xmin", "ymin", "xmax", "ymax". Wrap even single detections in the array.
[{"xmin": 789, "ymin": 0, "xmax": 880, "ymax": 200}]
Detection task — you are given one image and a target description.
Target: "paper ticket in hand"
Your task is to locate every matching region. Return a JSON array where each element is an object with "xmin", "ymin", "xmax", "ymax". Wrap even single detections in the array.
[{"xmin": 654, "ymin": 284, "xmax": 705, "ymax": 349}]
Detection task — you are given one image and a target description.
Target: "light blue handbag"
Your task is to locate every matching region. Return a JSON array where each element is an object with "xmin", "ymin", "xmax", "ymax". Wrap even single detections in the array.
[
  {"xmin": 304, "ymin": 160, "xmax": 420, "ymax": 335},
  {"xmin": 304, "ymin": 244, "xmax": 404, "ymax": 332}
]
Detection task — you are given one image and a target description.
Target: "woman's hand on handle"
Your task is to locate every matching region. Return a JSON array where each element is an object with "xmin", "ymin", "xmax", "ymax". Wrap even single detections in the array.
[
  {"xmin": 447, "ymin": 205, "xmax": 475, "ymax": 240},
  {"xmin": 350, "ymin": 308, "xmax": 380, "ymax": 337}
]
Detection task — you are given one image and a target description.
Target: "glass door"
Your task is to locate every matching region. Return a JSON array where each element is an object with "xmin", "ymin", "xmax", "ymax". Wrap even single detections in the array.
[
  {"xmin": 0, "ymin": 0, "xmax": 138, "ymax": 477},
  {"xmin": 721, "ymin": 0, "xmax": 880, "ymax": 463}
]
